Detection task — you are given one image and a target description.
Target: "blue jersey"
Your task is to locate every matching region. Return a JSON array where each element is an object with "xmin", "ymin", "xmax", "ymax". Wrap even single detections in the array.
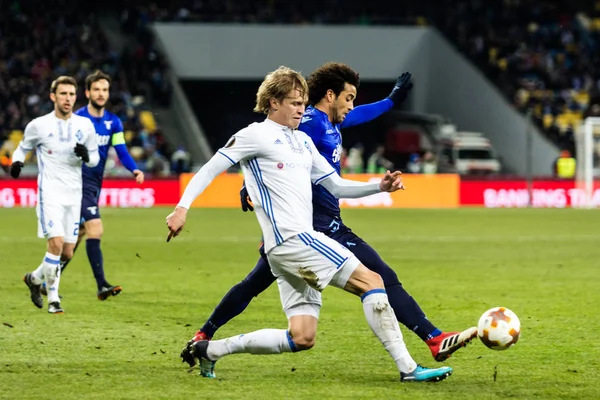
[
  {"xmin": 75, "ymin": 106, "xmax": 136, "ymax": 189},
  {"xmin": 299, "ymin": 100, "xmax": 394, "ymax": 231}
]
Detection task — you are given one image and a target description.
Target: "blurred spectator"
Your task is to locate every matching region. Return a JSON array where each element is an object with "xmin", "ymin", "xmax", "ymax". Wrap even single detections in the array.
[
  {"xmin": 171, "ymin": 146, "xmax": 192, "ymax": 174},
  {"xmin": 421, "ymin": 151, "xmax": 438, "ymax": 174},
  {"xmin": 406, "ymin": 153, "xmax": 422, "ymax": 174},
  {"xmin": 367, "ymin": 144, "xmax": 394, "ymax": 173},
  {"xmin": 553, "ymin": 149, "xmax": 576, "ymax": 178},
  {"xmin": 346, "ymin": 144, "xmax": 364, "ymax": 173}
]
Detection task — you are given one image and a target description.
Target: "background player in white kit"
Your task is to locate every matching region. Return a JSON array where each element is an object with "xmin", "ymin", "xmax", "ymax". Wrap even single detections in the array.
[
  {"xmin": 11, "ymin": 76, "xmax": 100, "ymax": 314},
  {"xmin": 168, "ymin": 67, "xmax": 453, "ymax": 382}
]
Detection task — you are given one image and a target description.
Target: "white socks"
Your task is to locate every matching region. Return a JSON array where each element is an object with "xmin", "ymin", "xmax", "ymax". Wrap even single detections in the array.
[
  {"xmin": 207, "ymin": 329, "xmax": 296, "ymax": 361},
  {"xmin": 361, "ymin": 289, "xmax": 417, "ymax": 374},
  {"xmin": 32, "ymin": 253, "xmax": 62, "ymax": 303}
]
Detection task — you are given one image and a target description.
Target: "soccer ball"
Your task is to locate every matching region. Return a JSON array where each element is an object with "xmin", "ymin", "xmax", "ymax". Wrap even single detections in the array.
[{"xmin": 477, "ymin": 307, "xmax": 521, "ymax": 350}]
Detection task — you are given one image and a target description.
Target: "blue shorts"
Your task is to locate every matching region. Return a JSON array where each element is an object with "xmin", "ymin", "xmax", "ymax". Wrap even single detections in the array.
[{"xmin": 81, "ymin": 186, "xmax": 102, "ymax": 222}]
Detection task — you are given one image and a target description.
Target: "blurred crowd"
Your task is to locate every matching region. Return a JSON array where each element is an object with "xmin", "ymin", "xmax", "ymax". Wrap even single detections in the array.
[
  {"xmin": 3, "ymin": 0, "xmax": 600, "ymax": 177},
  {"xmin": 122, "ymin": 0, "xmax": 600, "ymax": 156},
  {"xmin": 0, "ymin": 0, "xmax": 184, "ymax": 177}
]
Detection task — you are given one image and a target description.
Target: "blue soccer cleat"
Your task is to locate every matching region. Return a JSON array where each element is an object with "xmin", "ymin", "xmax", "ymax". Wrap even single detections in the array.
[{"xmin": 400, "ymin": 365, "xmax": 453, "ymax": 382}]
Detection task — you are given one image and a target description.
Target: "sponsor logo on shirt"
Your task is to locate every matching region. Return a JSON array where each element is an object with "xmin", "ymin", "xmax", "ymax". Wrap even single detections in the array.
[
  {"xmin": 96, "ymin": 134, "xmax": 111, "ymax": 146},
  {"xmin": 284, "ymin": 162, "xmax": 311, "ymax": 171}
]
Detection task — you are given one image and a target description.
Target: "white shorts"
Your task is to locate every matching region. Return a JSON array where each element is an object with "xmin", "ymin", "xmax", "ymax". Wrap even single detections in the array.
[
  {"xmin": 267, "ymin": 230, "xmax": 361, "ymax": 319},
  {"xmin": 36, "ymin": 202, "xmax": 81, "ymax": 243}
]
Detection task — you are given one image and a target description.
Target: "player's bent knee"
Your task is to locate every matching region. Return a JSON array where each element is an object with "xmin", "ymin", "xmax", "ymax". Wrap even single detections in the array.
[
  {"xmin": 84, "ymin": 219, "xmax": 103, "ymax": 239},
  {"xmin": 365, "ymin": 269, "xmax": 385, "ymax": 290},
  {"xmin": 345, "ymin": 265, "xmax": 385, "ymax": 296},
  {"xmin": 287, "ymin": 315, "xmax": 318, "ymax": 351},
  {"xmin": 288, "ymin": 330, "xmax": 316, "ymax": 351}
]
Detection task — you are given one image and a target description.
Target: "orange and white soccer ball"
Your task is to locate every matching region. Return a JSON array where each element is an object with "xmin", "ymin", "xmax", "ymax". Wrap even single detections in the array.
[{"xmin": 477, "ymin": 307, "xmax": 521, "ymax": 350}]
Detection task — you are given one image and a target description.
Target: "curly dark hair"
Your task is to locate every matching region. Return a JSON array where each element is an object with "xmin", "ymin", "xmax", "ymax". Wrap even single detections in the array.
[{"xmin": 306, "ymin": 62, "xmax": 360, "ymax": 106}]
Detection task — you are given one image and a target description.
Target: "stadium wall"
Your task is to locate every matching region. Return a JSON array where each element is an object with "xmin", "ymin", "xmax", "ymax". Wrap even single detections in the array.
[{"xmin": 152, "ymin": 23, "xmax": 558, "ymax": 175}]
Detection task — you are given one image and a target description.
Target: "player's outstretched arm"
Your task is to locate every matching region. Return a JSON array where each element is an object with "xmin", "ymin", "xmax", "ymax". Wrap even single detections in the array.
[
  {"xmin": 308, "ymin": 137, "xmax": 382, "ymax": 198},
  {"xmin": 319, "ymin": 170, "xmax": 404, "ymax": 198},
  {"xmin": 341, "ymin": 72, "xmax": 413, "ymax": 129}
]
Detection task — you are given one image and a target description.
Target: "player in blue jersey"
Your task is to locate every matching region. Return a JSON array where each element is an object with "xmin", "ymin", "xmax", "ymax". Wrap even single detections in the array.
[
  {"xmin": 181, "ymin": 63, "xmax": 477, "ymax": 364},
  {"xmin": 42, "ymin": 70, "xmax": 144, "ymax": 300}
]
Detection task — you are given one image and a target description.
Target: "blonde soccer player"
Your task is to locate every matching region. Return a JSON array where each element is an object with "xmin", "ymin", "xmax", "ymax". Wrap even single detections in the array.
[
  {"xmin": 11, "ymin": 76, "xmax": 99, "ymax": 314},
  {"xmin": 167, "ymin": 66, "xmax": 452, "ymax": 382}
]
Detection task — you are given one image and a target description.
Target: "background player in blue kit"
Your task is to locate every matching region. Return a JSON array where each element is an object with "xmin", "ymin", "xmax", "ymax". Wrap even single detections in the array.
[
  {"xmin": 182, "ymin": 63, "xmax": 477, "ymax": 362},
  {"xmin": 42, "ymin": 70, "xmax": 144, "ymax": 300}
]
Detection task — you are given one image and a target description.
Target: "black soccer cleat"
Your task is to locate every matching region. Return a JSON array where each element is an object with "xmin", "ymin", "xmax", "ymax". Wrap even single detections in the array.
[
  {"xmin": 97, "ymin": 285, "xmax": 122, "ymax": 301},
  {"xmin": 23, "ymin": 273, "xmax": 43, "ymax": 309},
  {"xmin": 180, "ymin": 340, "xmax": 197, "ymax": 367}
]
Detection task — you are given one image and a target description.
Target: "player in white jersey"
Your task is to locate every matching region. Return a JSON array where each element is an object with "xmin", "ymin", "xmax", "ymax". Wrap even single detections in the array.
[
  {"xmin": 11, "ymin": 76, "xmax": 100, "ymax": 314},
  {"xmin": 169, "ymin": 67, "xmax": 453, "ymax": 382}
]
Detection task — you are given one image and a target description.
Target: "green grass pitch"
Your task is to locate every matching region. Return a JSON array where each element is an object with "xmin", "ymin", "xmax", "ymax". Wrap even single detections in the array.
[{"xmin": 1, "ymin": 207, "xmax": 599, "ymax": 399}]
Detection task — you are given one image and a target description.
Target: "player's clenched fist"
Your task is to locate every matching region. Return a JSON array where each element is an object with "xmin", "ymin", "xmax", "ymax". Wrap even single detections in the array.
[
  {"xmin": 379, "ymin": 170, "xmax": 405, "ymax": 192},
  {"xmin": 74, "ymin": 143, "xmax": 90, "ymax": 163},
  {"xmin": 10, "ymin": 161, "xmax": 24, "ymax": 179},
  {"xmin": 166, "ymin": 207, "xmax": 188, "ymax": 242}
]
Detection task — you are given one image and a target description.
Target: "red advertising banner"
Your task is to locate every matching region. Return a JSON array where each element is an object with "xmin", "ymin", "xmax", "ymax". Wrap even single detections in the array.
[
  {"xmin": 0, "ymin": 179, "xmax": 180, "ymax": 208},
  {"xmin": 460, "ymin": 180, "xmax": 600, "ymax": 208}
]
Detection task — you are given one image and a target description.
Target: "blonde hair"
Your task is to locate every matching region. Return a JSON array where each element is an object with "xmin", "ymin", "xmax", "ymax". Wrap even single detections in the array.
[
  {"xmin": 50, "ymin": 76, "xmax": 78, "ymax": 93},
  {"xmin": 254, "ymin": 66, "xmax": 308, "ymax": 114}
]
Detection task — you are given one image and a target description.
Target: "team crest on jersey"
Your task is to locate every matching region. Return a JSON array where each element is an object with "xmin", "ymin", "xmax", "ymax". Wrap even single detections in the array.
[
  {"xmin": 104, "ymin": 120, "xmax": 113, "ymax": 130},
  {"xmin": 277, "ymin": 162, "xmax": 284, "ymax": 169},
  {"xmin": 75, "ymin": 129, "xmax": 83, "ymax": 141}
]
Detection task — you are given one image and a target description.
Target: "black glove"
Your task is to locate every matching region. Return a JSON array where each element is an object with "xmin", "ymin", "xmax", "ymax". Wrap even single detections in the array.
[
  {"xmin": 10, "ymin": 161, "xmax": 24, "ymax": 179},
  {"xmin": 387, "ymin": 72, "xmax": 413, "ymax": 105},
  {"xmin": 240, "ymin": 184, "xmax": 254, "ymax": 212},
  {"xmin": 74, "ymin": 143, "xmax": 89, "ymax": 163}
]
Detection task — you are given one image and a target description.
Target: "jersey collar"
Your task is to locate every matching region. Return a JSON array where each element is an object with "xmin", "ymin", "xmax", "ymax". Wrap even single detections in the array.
[{"xmin": 264, "ymin": 117, "xmax": 294, "ymax": 132}]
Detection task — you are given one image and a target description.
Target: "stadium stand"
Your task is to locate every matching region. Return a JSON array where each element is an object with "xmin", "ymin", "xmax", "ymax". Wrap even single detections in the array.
[
  {"xmin": 0, "ymin": 0, "xmax": 175, "ymax": 176},
  {"xmin": 120, "ymin": 0, "xmax": 600, "ymax": 156}
]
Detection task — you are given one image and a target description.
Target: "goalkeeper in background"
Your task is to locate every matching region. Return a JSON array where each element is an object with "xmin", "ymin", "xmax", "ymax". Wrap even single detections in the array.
[{"xmin": 42, "ymin": 70, "xmax": 144, "ymax": 300}]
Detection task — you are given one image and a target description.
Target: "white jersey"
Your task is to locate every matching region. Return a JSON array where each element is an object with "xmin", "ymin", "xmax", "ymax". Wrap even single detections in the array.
[
  {"xmin": 13, "ymin": 111, "xmax": 99, "ymax": 205},
  {"xmin": 219, "ymin": 119, "xmax": 336, "ymax": 252}
]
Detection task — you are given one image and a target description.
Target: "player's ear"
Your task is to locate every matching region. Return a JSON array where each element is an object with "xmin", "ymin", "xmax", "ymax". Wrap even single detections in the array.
[
  {"xmin": 85, "ymin": 89, "xmax": 91, "ymax": 99},
  {"xmin": 49, "ymin": 92, "xmax": 56, "ymax": 102},
  {"xmin": 269, "ymin": 97, "xmax": 279, "ymax": 111},
  {"xmin": 326, "ymin": 89, "xmax": 335, "ymax": 103}
]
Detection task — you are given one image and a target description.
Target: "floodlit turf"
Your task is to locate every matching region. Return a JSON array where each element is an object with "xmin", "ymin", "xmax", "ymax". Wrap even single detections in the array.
[{"xmin": 1, "ymin": 207, "xmax": 599, "ymax": 399}]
